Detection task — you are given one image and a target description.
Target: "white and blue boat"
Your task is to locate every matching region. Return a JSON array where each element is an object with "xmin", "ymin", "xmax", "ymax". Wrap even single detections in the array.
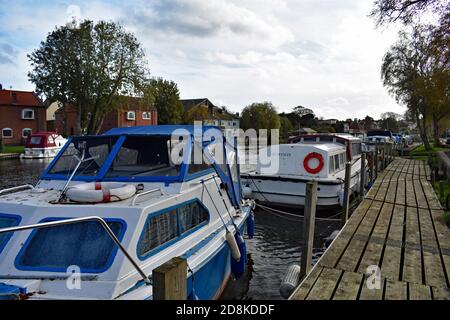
[{"xmin": 0, "ymin": 125, "xmax": 254, "ymax": 300}]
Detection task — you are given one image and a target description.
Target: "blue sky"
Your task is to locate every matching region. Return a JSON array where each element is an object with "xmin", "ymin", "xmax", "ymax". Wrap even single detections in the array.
[{"xmin": 0, "ymin": 0, "xmax": 404, "ymax": 120}]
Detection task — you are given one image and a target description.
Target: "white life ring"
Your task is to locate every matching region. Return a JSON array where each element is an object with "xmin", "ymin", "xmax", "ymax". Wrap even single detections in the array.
[{"xmin": 66, "ymin": 182, "xmax": 137, "ymax": 203}]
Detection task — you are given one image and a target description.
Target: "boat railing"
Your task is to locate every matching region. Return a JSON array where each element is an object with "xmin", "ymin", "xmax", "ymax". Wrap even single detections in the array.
[
  {"xmin": 0, "ymin": 184, "xmax": 34, "ymax": 196},
  {"xmin": 0, "ymin": 216, "xmax": 152, "ymax": 285},
  {"xmin": 131, "ymin": 188, "xmax": 164, "ymax": 206}
]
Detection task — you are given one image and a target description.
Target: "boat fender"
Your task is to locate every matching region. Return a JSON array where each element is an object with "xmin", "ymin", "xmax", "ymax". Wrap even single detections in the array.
[
  {"xmin": 280, "ymin": 264, "xmax": 301, "ymax": 299},
  {"xmin": 246, "ymin": 212, "xmax": 255, "ymax": 239},
  {"xmin": 226, "ymin": 230, "xmax": 241, "ymax": 261},
  {"xmin": 231, "ymin": 232, "xmax": 246, "ymax": 279},
  {"xmin": 242, "ymin": 186, "xmax": 253, "ymax": 198}
]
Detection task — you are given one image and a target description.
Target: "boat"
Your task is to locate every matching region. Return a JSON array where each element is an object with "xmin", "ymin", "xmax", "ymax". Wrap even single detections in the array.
[
  {"xmin": 240, "ymin": 133, "xmax": 365, "ymax": 210},
  {"xmin": 362, "ymin": 130, "xmax": 396, "ymax": 152},
  {"xmin": 0, "ymin": 125, "xmax": 254, "ymax": 300},
  {"xmin": 21, "ymin": 132, "xmax": 67, "ymax": 159}
]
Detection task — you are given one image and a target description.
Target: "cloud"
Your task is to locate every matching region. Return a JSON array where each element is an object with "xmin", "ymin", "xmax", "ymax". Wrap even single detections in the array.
[{"xmin": 0, "ymin": 43, "xmax": 18, "ymax": 65}]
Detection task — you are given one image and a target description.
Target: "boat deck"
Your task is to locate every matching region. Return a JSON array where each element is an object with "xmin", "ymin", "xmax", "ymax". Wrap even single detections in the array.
[{"xmin": 290, "ymin": 158, "xmax": 450, "ymax": 300}]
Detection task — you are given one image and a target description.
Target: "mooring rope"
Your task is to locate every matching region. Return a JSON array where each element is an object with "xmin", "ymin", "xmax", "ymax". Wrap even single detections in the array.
[{"xmin": 255, "ymin": 203, "xmax": 342, "ymax": 222}]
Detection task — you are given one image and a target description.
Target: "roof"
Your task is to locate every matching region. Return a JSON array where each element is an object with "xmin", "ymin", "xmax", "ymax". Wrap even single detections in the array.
[
  {"xmin": 0, "ymin": 90, "xmax": 44, "ymax": 107},
  {"xmin": 180, "ymin": 98, "xmax": 215, "ymax": 112},
  {"xmin": 103, "ymin": 125, "xmax": 222, "ymax": 136}
]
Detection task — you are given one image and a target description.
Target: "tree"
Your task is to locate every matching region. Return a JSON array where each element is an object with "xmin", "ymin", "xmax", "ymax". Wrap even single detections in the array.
[
  {"xmin": 279, "ymin": 116, "xmax": 294, "ymax": 142},
  {"xmin": 28, "ymin": 20, "xmax": 149, "ymax": 135},
  {"xmin": 184, "ymin": 105, "xmax": 210, "ymax": 124},
  {"xmin": 380, "ymin": 112, "xmax": 401, "ymax": 131},
  {"xmin": 370, "ymin": 0, "xmax": 445, "ymax": 26},
  {"xmin": 381, "ymin": 25, "xmax": 448, "ymax": 150},
  {"xmin": 144, "ymin": 77, "xmax": 184, "ymax": 125},
  {"xmin": 240, "ymin": 102, "xmax": 280, "ymax": 131}
]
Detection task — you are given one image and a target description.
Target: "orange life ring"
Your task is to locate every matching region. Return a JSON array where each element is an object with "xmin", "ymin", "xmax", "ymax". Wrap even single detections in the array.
[{"xmin": 303, "ymin": 152, "xmax": 324, "ymax": 174}]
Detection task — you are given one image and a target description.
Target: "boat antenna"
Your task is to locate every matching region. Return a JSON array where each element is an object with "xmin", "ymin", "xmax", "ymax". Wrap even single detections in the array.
[{"xmin": 59, "ymin": 141, "xmax": 99, "ymax": 202}]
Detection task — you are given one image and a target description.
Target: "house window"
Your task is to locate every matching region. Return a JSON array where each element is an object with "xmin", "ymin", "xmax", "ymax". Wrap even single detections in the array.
[
  {"xmin": 2, "ymin": 128, "xmax": 13, "ymax": 138},
  {"xmin": 142, "ymin": 112, "xmax": 151, "ymax": 120},
  {"xmin": 22, "ymin": 128, "xmax": 32, "ymax": 138},
  {"xmin": 126, "ymin": 111, "xmax": 135, "ymax": 121},
  {"xmin": 22, "ymin": 109, "xmax": 35, "ymax": 120}
]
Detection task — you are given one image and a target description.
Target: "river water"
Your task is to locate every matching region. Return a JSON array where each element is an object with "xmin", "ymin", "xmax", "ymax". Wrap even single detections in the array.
[{"xmin": 0, "ymin": 158, "xmax": 340, "ymax": 300}]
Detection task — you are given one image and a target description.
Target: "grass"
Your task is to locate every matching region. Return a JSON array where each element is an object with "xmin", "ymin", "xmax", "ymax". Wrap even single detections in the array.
[
  {"xmin": 1, "ymin": 145, "xmax": 24, "ymax": 154},
  {"xmin": 410, "ymin": 143, "xmax": 448, "ymax": 158},
  {"xmin": 433, "ymin": 180, "xmax": 450, "ymax": 227}
]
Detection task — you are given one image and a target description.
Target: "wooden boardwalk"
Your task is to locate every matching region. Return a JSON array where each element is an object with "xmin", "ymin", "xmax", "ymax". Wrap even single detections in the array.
[{"xmin": 290, "ymin": 158, "xmax": 450, "ymax": 300}]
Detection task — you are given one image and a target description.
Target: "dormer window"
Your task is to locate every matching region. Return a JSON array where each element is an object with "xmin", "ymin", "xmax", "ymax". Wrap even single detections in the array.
[
  {"xmin": 142, "ymin": 112, "xmax": 151, "ymax": 120},
  {"xmin": 22, "ymin": 109, "xmax": 35, "ymax": 120},
  {"xmin": 126, "ymin": 111, "xmax": 135, "ymax": 121}
]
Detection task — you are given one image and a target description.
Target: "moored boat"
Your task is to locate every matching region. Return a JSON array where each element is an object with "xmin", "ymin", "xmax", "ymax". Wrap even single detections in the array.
[
  {"xmin": 240, "ymin": 134, "xmax": 366, "ymax": 211},
  {"xmin": 0, "ymin": 125, "xmax": 254, "ymax": 300},
  {"xmin": 21, "ymin": 132, "xmax": 67, "ymax": 159}
]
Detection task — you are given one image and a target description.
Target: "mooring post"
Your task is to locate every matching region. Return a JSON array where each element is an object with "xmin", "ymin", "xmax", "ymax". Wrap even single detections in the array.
[
  {"xmin": 342, "ymin": 162, "xmax": 352, "ymax": 227},
  {"xmin": 300, "ymin": 181, "xmax": 317, "ymax": 281},
  {"xmin": 381, "ymin": 146, "xmax": 386, "ymax": 171},
  {"xmin": 153, "ymin": 257, "xmax": 187, "ymax": 300},
  {"xmin": 374, "ymin": 144, "xmax": 379, "ymax": 179},
  {"xmin": 359, "ymin": 153, "xmax": 366, "ymax": 199},
  {"xmin": 370, "ymin": 151, "xmax": 375, "ymax": 183}
]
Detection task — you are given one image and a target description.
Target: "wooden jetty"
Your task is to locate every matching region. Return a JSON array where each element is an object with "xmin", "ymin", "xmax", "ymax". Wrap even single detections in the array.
[
  {"xmin": 0, "ymin": 153, "xmax": 21, "ymax": 160},
  {"xmin": 290, "ymin": 158, "xmax": 450, "ymax": 300}
]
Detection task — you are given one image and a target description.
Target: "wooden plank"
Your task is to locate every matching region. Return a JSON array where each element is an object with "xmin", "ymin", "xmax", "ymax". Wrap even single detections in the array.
[
  {"xmin": 357, "ymin": 242, "xmax": 383, "ymax": 274},
  {"xmin": 337, "ymin": 239, "xmax": 367, "ymax": 272},
  {"xmin": 380, "ymin": 205, "xmax": 404, "ymax": 281},
  {"xmin": 385, "ymin": 279, "xmax": 407, "ymax": 300},
  {"xmin": 381, "ymin": 246, "xmax": 402, "ymax": 281},
  {"xmin": 290, "ymin": 266, "xmax": 323, "ymax": 300},
  {"xmin": 306, "ymin": 268, "xmax": 342, "ymax": 300},
  {"xmin": 413, "ymin": 179, "xmax": 428, "ymax": 209},
  {"xmin": 359, "ymin": 275, "xmax": 384, "ymax": 300},
  {"xmin": 405, "ymin": 179, "xmax": 417, "ymax": 207},
  {"xmin": 333, "ymin": 271, "xmax": 364, "ymax": 300},
  {"xmin": 402, "ymin": 248, "xmax": 422, "ymax": 285},
  {"xmin": 409, "ymin": 283, "xmax": 432, "ymax": 300},
  {"xmin": 423, "ymin": 252, "xmax": 447, "ymax": 288},
  {"xmin": 395, "ymin": 178, "xmax": 406, "ymax": 206},
  {"xmin": 421, "ymin": 179, "xmax": 442, "ymax": 210},
  {"xmin": 385, "ymin": 178, "xmax": 397, "ymax": 203},
  {"xmin": 432, "ymin": 286, "xmax": 450, "ymax": 300}
]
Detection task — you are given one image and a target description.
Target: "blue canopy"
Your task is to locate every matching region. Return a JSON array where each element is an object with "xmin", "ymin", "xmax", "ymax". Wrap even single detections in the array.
[{"xmin": 104, "ymin": 125, "xmax": 220, "ymax": 137}]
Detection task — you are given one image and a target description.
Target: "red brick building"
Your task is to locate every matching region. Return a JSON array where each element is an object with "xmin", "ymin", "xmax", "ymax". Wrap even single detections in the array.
[
  {"xmin": 0, "ymin": 89, "xmax": 46, "ymax": 145},
  {"xmin": 55, "ymin": 97, "xmax": 157, "ymax": 136}
]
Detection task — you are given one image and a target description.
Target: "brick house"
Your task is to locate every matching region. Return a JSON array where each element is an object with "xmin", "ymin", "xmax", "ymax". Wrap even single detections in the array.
[
  {"xmin": 0, "ymin": 88, "xmax": 46, "ymax": 145},
  {"xmin": 55, "ymin": 97, "xmax": 157, "ymax": 136}
]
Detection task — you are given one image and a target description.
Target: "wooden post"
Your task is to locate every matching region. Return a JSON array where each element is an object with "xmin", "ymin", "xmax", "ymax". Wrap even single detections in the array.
[
  {"xmin": 374, "ymin": 144, "xmax": 378, "ymax": 179},
  {"xmin": 359, "ymin": 153, "xmax": 366, "ymax": 199},
  {"xmin": 342, "ymin": 162, "xmax": 352, "ymax": 226},
  {"xmin": 300, "ymin": 181, "xmax": 317, "ymax": 280},
  {"xmin": 381, "ymin": 146, "xmax": 385, "ymax": 171},
  {"xmin": 153, "ymin": 257, "xmax": 187, "ymax": 300},
  {"xmin": 370, "ymin": 151, "xmax": 374, "ymax": 183}
]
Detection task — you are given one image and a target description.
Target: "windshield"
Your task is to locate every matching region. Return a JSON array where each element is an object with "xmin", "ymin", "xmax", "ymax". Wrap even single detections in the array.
[
  {"xmin": 0, "ymin": 214, "xmax": 21, "ymax": 255},
  {"xmin": 105, "ymin": 135, "xmax": 184, "ymax": 178},
  {"xmin": 48, "ymin": 136, "xmax": 119, "ymax": 177}
]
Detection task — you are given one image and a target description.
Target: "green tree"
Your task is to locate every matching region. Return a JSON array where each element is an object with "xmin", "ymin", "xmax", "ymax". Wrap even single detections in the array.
[
  {"xmin": 240, "ymin": 102, "xmax": 280, "ymax": 131},
  {"xmin": 279, "ymin": 116, "xmax": 294, "ymax": 142},
  {"xmin": 184, "ymin": 105, "xmax": 210, "ymax": 124},
  {"xmin": 28, "ymin": 20, "xmax": 149, "ymax": 135},
  {"xmin": 370, "ymin": 0, "xmax": 445, "ymax": 26},
  {"xmin": 144, "ymin": 77, "xmax": 184, "ymax": 124}
]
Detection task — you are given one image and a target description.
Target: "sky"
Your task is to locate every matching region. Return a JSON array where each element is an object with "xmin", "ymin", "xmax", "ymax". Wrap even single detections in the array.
[{"xmin": 0, "ymin": 0, "xmax": 406, "ymax": 120}]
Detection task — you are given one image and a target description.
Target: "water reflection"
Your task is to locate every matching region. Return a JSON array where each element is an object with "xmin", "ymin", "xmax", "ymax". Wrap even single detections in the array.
[{"xmin": 0, "ymin": 159, "xmax": 50, "ymax": 188}]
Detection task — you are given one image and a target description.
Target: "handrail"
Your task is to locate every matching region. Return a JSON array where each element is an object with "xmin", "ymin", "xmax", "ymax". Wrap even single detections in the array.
[
  {"xmin": 0, "ymin": 184, "xmax": 34, "ymax": 196},
  {"xmin": 0, "ymin": 216, "xmax": 151, "ymax": 285},
  {"xmin": 131, "ymin": 188, "xmax": 164, "ymax": 206}
]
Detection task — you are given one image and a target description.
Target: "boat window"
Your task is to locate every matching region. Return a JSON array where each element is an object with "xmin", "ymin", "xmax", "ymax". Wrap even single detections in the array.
[
  {"xmin": 339, "ymin": 153, "xmax": 345, "ymax": 167},
  {"xmin": 351, "ymin": 143, "xmax": 361, "ymax": 158},
  {"xmin": 29, "ymin": 136, "xmax": 42, "ymax": 145},
  {"xmin": 16, "ymin": 219, "xmax": 125, "ymax": 272},
  {"xmin": 48, "ymin": 136, "xmax": 119, "ymax": 176},
  {"xmin": 0, "ymin": 214, "xmax": 21, "ymax": 255},
  {"xmin": 334, "ymin": 154, "xmax": 340, "ymax": 171},
  {"xmin": 106, "ymin": 136, "xmax": 183, "ymax": 178},
  {"xmin": 188, "ymin": 141, "xmax": 213, "ymax": 175},
  {"xmin": 138, "ymin": 209, "xmax": 179, "ymax": 257},
  {"xmin": 179, "ymin": 201, "xmax": 208, "ymax": 233},
  {"xmin": 303, "ymin": 137, "xmax": 316, "ymax": 142},
  {"xmin": 329, "ymin": 156, "xmax": 335, "ymax": 174}
]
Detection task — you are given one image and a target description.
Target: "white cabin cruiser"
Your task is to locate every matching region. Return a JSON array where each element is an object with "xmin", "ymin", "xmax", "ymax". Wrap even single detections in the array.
[
  {"xmin": 0, "ymin": 125, "xmax": 254, "ymax": 300},
  {"xmin": 241, "ymin": 134, "xmax": 365, "ymax": 211},
  {"xmin": 21, "ymin": 132, "xmax": 67, "ymax": 159}
]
